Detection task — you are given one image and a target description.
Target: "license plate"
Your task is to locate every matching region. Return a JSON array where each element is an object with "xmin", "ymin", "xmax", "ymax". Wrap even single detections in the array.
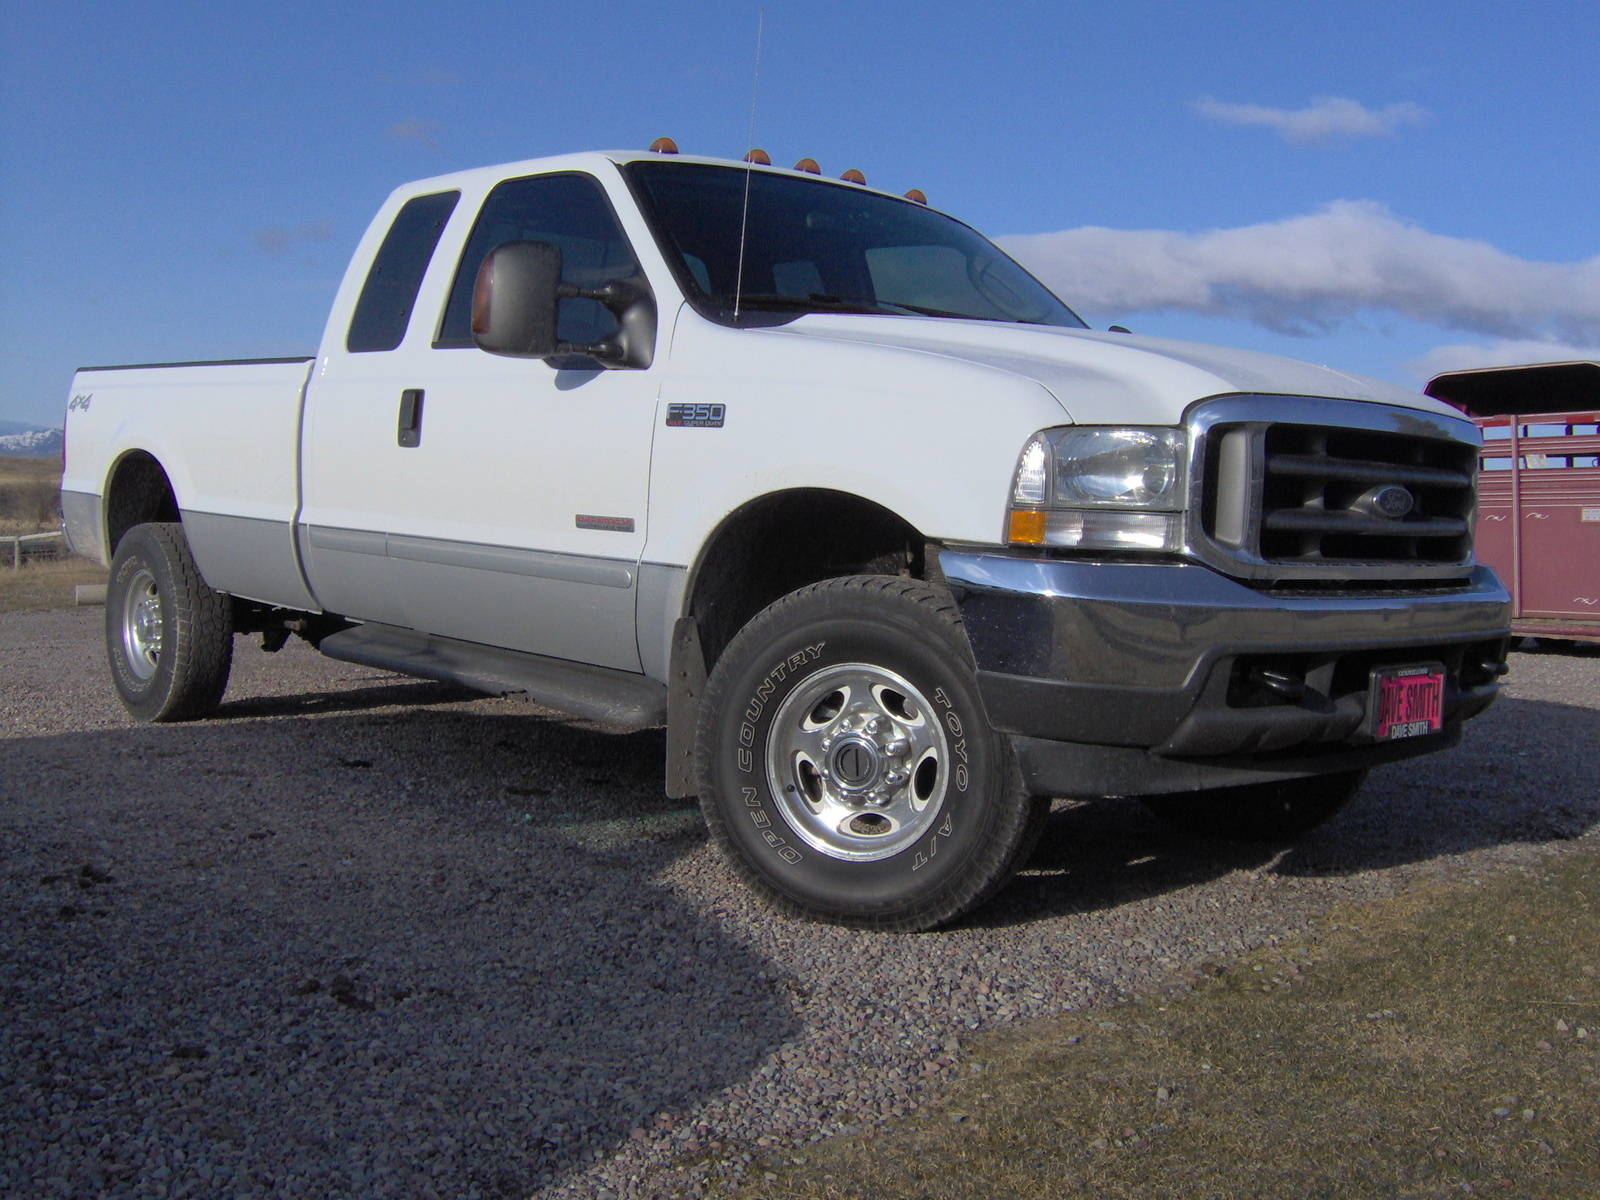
[{"xmin": 1368, "ymin": 664, "xmax": 1446, "ymax": 740}]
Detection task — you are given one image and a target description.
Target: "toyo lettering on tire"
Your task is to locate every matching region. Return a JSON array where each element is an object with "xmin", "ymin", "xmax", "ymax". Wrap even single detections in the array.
[
  {"xmin": 694, "ymin": 576, "xmax": 1047, "ymax": 931},
  {"xmin": 106, "ymin": 522, "xmax": 233, "ymax": 722}
]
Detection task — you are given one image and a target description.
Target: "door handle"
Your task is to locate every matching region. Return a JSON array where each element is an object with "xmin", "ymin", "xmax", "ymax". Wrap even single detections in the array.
[{"xmin": 397, "ymin": 389, "xmax": 424, "ymax": 448}]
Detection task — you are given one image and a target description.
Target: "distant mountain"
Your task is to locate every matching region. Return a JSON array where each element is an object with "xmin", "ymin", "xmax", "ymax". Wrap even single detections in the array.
[{"xmin": 0, "ymin": 427, "xmax": 63, "ymax": 457}]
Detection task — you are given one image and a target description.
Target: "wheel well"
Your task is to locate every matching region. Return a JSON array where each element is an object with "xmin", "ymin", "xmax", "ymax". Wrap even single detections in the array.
[
  {"xmin": 687, "ymin": 489, "xmax": 930, "ymax": 669},
  {"xmin": 104, "ymin": 451, "xmax": 180, "ymax": 556}
]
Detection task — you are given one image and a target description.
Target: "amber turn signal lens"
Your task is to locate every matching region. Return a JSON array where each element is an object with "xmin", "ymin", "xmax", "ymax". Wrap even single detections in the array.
[
  {"xmin": 1008, "ymin": 509, "xmax": 1047, "ymax": 544},
  {"xmin": 649, "ymin": 136, "xmax": 679, "ymax": 154}
]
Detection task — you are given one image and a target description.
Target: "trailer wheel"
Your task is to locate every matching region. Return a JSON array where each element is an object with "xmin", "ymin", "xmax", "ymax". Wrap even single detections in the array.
[
  {"xmin": 1141, "ymin": 769, "xmax": 1367, "ymax": 842},
  {"xmin": 695, "ymin": 576, "xmax": 1046, "ymax": 931},
  {"xmin": 106, "ymin": 522, "xmax": 233, "ymax": 722}
]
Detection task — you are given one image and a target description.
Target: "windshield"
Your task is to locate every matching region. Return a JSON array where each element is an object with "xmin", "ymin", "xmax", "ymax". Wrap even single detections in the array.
[{"xmin": 624, "ymin": 161, "xmax": 1087, "ymax": 328}]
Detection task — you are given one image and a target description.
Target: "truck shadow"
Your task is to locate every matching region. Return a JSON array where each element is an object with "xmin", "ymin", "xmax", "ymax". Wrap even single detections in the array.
[
  {"xmin": 0, "ymin": 698, "xmax": 787, "ymax": 1200},
  {"xmin": 974, "ymin": 691, "xmax": 1599, "ymax": 929}
]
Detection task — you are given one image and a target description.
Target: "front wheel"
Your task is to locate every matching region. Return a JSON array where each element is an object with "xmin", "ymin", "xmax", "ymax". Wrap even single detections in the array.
[
  {"xmin": 1141, "ymin": 769, "xmax": 1367, "ymax": 842},
  {"xmin": 695, "ymin": 577, "xmax": 1046, "ymax": 931},
  {"xmin": 106, "ymin": 522, "xmax": 233, "ymax": 722}
]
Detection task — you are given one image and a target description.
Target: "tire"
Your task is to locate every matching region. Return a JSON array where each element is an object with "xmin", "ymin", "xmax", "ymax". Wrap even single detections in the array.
[
  {"xmin": 106, "ymin": 522, "xmax": 233, "ymax": 722},
  {"xmin": 695, "ymin": 576, "xmax": 1043, "ymax": 931},
  {"xmin": 1141, "ymin": 768, "xmax": 1367, "ymax": 843}
]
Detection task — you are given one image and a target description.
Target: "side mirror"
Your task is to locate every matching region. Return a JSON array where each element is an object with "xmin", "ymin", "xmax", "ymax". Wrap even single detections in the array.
[{"xmin": 472, "ymin": 240, "xmax": 562, "ymax": 358}]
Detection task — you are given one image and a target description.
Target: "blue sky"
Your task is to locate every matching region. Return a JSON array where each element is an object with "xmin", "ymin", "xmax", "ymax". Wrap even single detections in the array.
[{"xmin": 3, "ymin": 0, "xmax": 1599, "ymax": 428}]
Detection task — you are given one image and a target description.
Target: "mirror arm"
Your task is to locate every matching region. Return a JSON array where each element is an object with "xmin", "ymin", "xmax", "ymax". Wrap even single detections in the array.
[
  {"xmin": 551, "ymin": 338, "xmax": 625, "ymax": 364},
  {"xmin": 558, "ymin": 279, "xmax": 638, "ymax": 310},
  {"xmin": 551, "ymin": 278, "xmax": 652, "ymax": 368}
]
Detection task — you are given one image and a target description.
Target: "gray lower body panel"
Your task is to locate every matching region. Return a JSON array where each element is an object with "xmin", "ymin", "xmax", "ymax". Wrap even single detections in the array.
[
  {"xmin": 301, "ymin": 525, "xmax": 643, "ymax": 673},
  {"xmin": 637, "ymin": 562, "xmax": 689, "ymax": 682},
  {"xmin": 60, "ymin": 490, "xmax": 104, "ymax": 564},
  {"xmin": 183, "ymin": 510, "xmax": 317, "ymax": 611},
  {"xmin": 318, "ymin": 622, "xmax": 666, "ymax": 730}
]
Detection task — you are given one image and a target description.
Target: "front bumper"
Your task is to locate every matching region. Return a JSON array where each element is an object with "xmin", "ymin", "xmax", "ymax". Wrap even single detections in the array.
[{"xmin": 941, "ymin": 552, "xmax": 1512, "ymax": 796}]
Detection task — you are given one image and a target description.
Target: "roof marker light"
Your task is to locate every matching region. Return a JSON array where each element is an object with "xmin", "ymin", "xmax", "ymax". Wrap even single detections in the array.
[
  {"xmin": 649, "ymin": 137, "xmax": 679, "ymax": 154},
  {"xmin": 743, "ymin": 148, "xmax": 771, "ymax": 165},
  {"xmin": 840, "ymin": 168, "xmax": 866, "ymax": 184},
  {"xmin": 793, "ymin": 157, "xmax": 821, "ymax": 174},
  {"xmin": 903, "ymin": 188, "xmax": 927, "ymax": 204}
]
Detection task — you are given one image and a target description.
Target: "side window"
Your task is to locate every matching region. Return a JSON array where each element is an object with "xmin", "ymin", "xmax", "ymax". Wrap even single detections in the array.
[
  {"xmin": 435, "ymin": 173, "xmax": 640, "ymax": 349},
  {"xmin": 346, "ymin": 191, "xmax": 460, "ymax": 353}
]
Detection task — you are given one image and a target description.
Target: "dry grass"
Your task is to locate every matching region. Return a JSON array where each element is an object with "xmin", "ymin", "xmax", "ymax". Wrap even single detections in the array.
[
  {"xmin": 0, "ymin": 456, "xmax": 101, "ymax": 611},
  {"xmin": 726, "ymin": 846, "xmax": 1600, "ymax": 1199},
  {"xmin": 0, "ymin": 557, "xmax": 107, "ymax": 613},
  {"xmin": 0, "ymin": 455, "xmax": 63, "ymax": 536}
]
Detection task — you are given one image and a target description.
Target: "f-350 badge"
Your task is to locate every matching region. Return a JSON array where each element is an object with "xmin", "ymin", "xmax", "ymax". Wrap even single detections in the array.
[{"xmin": 665, "ymin": 403, "xmax": 725, "ymax": 428}]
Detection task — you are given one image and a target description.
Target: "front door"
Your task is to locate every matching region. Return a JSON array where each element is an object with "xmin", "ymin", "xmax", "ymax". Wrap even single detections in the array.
[{"xmin": 302, "ymin": 171, "xmax": 659, "ymax": 672}]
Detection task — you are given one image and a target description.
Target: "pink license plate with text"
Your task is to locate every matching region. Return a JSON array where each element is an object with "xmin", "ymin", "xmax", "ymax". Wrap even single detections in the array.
[{"xmin": 1369, "ymin": 664, "xmax": 1446, "ymax": 740}]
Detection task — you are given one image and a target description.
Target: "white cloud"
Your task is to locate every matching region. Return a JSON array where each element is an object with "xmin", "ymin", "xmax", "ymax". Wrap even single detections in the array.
[
  {"xmin": 1403, "ymin": 338, "xmax": 1600, "ymax": 383},
  {"xmin": 253, "ymin": 219, "xmax": 334, "ymax": 255},
  {"xmin": 999, "ymin": 202, "xmax": 1600, "ymax": 341},
  {"xmin": 1195, "ymin": 95, "xmax": 1427, "ymax": 144},
  {"xmin": 387, "ymin": 117, "xmax": 443, "ymax": 149}
]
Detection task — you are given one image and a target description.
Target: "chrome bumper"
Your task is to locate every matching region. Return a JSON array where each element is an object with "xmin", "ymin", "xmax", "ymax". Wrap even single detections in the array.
[{"xmin": 940, "ymin": 551, "xmax": 1512, "ymax": 795}]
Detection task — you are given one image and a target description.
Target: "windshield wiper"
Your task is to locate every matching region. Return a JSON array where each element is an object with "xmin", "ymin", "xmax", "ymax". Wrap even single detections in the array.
[{"xmin": 730, "ymin": 292, "xmax": 890, "ymax": 316}]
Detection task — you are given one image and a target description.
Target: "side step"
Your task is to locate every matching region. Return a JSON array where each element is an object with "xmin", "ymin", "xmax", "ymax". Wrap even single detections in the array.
[{"xmin": 318, "ymin": 622, "xmax": 667, "ymax": 730}]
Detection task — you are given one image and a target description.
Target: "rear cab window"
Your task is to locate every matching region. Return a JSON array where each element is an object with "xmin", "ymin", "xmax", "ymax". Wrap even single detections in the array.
[{"xmin": 345, "ymin": 190, "xmax": 461, "ymax": 353}]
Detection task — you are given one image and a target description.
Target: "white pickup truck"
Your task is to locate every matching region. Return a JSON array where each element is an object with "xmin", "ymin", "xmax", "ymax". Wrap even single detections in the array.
[{"xmin": 62, "ymin": 146, "xmax": 1511, "ymax": 930}]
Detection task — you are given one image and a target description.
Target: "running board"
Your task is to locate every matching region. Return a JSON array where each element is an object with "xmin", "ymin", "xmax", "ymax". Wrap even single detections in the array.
[{"xmin": 318, "ymin": 622, "xmax": 667, "ymax": 730}]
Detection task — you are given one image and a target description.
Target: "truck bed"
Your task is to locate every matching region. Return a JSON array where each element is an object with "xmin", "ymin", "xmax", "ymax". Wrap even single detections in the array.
[{"xmin": 62, "ymin": 356, "xmax": 318, "ymax": 610}]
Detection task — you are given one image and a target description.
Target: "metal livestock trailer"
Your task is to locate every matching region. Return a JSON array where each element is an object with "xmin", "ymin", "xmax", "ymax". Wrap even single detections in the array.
[{"xmin": 1426, "ymin": 361, "xmax": 1600, "ymax": 645}]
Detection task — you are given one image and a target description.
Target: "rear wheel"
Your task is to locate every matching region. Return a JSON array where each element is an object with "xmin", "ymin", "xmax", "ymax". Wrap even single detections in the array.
[
  {"xmin": 695, "ymin": 576, "xmax": 1044, "ymax": 931},
  {"xmin": 1141, "ymin": 769, "xmax": 1366, "ymax": 842},
  {"xmin": 106, "ymin": 522, "xmax": 233, "ymax": 722}
]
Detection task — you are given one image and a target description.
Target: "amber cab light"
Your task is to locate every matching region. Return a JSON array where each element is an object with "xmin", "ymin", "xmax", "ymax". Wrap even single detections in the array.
[{"xmin": 649, "ymin": 137, "xmax": 679, "ymax": 154}]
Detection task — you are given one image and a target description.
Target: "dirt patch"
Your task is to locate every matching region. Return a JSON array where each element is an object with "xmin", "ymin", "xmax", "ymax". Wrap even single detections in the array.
[{"xmin": 727, "ymin": 841, "xmax": 1600, "ymax": 1199}]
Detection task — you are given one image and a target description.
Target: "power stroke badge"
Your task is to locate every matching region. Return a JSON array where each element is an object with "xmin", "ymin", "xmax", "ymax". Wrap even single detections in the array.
[{"xmin": 665, "ymin": 402, "xmax": 725, "ymax": 428}]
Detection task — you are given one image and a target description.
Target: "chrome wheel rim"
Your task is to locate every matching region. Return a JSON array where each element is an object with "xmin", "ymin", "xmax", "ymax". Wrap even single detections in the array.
[
  {"xmin": 764, "ymin": 662, "xmax": 949, "ymax": 862},
  {"xmin": 119, "ymin": 567, "xmax": 163, "ymax": 682}
]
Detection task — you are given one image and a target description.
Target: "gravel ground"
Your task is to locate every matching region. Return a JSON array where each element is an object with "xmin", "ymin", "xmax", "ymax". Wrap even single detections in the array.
[{"xmin": 2, "ymin": 609, "xmax": 1597, "ymax": 1200}]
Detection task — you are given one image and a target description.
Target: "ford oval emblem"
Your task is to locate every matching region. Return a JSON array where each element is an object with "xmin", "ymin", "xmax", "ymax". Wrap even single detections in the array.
[{"xmin": 1372, "ymin": 485, "xmax": 1415, "ymax": 519}]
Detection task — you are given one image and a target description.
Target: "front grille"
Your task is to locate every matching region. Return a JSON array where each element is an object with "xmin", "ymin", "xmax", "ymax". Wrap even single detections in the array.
[
  {"xmin": 1193, "ymin": 397, "xmax": 1482, "ymax": 580},
  {"xmin": 1257, "ymin": 425, "xmax": 1476, "ymax": 563}
]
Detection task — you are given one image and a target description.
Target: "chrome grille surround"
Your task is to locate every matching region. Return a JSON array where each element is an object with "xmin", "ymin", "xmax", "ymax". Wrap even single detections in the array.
[{"xmin": 1183, "ymin": 394, "xmax": 1483, "ymax": 583}]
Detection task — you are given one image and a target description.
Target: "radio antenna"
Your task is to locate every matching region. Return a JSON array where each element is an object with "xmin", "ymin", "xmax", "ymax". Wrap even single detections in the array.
[{"xmin": 733, "ymin": 7, "xmax": 764, "ymax": 321}]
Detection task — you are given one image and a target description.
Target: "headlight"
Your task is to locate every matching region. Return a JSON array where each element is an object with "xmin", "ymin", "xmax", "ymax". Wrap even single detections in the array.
[{"xmin": 1007, "ymin": 426, "xmax": 1186, "ymax": 551}]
